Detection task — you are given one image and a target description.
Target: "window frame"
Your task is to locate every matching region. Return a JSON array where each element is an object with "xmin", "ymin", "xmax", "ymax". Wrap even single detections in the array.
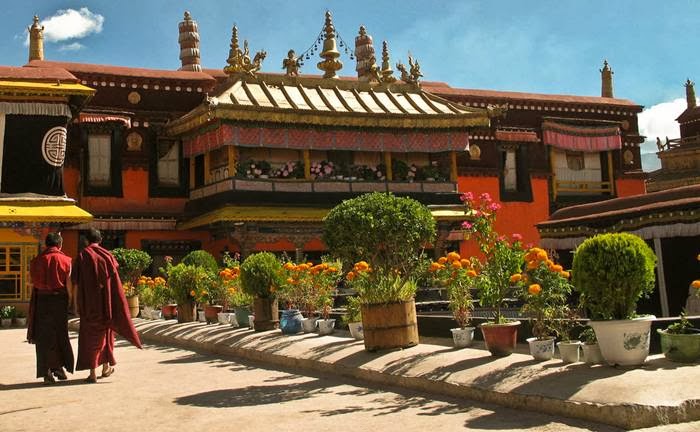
[
  {"xmin": 82, "ymin": 125, "xmax": 124, "ymax": 197},
  {"xmin": 148, "ymin": 137, "xmax": 188, "ymax": 198},
  {"xmin": 498, "ymin": 142, "xmax": 533, "ymax": 202}
]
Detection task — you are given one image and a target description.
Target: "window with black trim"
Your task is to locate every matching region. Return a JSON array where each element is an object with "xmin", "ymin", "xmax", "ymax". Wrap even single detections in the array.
[
  {"xmin": 83, "ymin": 126, "xmax": 123, "ymax": 196},
  {"xmin": 149, "ymin": 138, "xmax": 188, "ymax": 197},
  {"xmin": 498, "ymin": 143, "xmax": 533, "ymax": 202}
]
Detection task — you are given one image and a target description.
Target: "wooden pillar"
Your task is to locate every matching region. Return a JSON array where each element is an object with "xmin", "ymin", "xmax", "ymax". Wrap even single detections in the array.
[
  {"xmin": 607, "ymin": 150, "xmax": 616, "ymax": 196},
  {"xmin": 227, "ymin": 145, "xmax": 236, "ymax": 178},
  {"xmin": 549, "ymin": 146, "xmax": 557, "ymax": 201},
  {"xmin": 204, "ymin": 151, "xmax": 211, "ymax": 185},
  {"xmin": 449, "ymin": 151, "xmax": 458, "ymax": 182},
  {"xmin": 384, "ymin": 152, "xmax": 393, "ymax": 181},
  {"xmin": 189, "ymin": 157, "xmax": 196, "ymax": 189},
  {"xmin": 653, "ymin": 237, "xmax": 670, "ymax": 317},
  {"xmin": 303, "ymin": 149, "xmax": 311, "ymax": 180}
]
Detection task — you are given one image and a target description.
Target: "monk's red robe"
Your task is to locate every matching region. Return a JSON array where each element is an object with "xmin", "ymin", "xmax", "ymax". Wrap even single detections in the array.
[{"xmin": 74, "ymin": 243, "xmax": 141, "ymax": 370}]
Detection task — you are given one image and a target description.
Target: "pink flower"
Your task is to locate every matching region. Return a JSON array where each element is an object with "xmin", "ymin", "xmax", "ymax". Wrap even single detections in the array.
[
  {"xmin": 512, "ymin": 233, "xmax": 523, "ymax": 241},
  {"xmin": 488, "ymin": 202, "xmax": 501, "ymax": 211},
  {"xmin": 480, "ymin": 192, "xmax": 492, "ymax": 202},
  {"xmin": 461, "ymin": 221, "xmax": 473, "ymax": 229},
  {"xmin": 459, "ymin": 192, "xmax": 473, "ymax": 202}
]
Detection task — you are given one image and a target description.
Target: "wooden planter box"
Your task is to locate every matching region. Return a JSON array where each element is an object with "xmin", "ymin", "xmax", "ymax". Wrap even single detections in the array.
[
  {"xmin": 253, "ymin": 297, "xmax": 279, "ymax": 331},
  {"xmin": 361, "ymin": 299, "xmax": 419, "ymax": 352}
]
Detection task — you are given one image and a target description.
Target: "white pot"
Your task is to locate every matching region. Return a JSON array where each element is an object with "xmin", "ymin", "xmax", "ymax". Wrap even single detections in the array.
[
  {"xmin": 582, "ymin": 343, "xmax": 604, "ymax": 364},
  {"xmin": 150, "ymin": 309, "xmax": 162, "ymax": 320},
  {"xmin": 451, "ymin": 327, "xmax": 475, "ymax": 348},
  {"xmin": 217, "ymin": 312, "xmax": 232, "ymax": 325},
  {"xmin": 301, "ymin": 317, "xmax": 318, "ymax": 333},
  {"xmin": 14, "ymin": 317, "xmax": 27, "ymax": 327},
  {"xmin": 557, "ymin": 340, "xmax": 581, "ymax": 363},
  {"xmin": 248, "ymin": 315, "xmax": 255, "ymax": 330},
  {"xmin": 198, "ymin": 311, "xmax": 206, "ymax": 322},
  {"xmin": 317, "ymin": 319, "xmax": 336, "ymax": 335},
  {"xmin": 348, "ymin": 321, "xmax": 364, "ymax": 340},
  {"xmin": 527, "ymin": 337, "xmax": 555, "ymax": 360},
  {"xmin": 228, "ymin": 312, "xmax": 239, "ymax": 327},
  {"xmin": 1, "ymin": 318, "xmax": 10, "ymax": 328},
  {"xmin": 142, "ymin": 306, "xmax": 154, "ymax": 320},
  {"xmin": 589, "ymin": 316, "xmax": 655, "ymax": 366}
]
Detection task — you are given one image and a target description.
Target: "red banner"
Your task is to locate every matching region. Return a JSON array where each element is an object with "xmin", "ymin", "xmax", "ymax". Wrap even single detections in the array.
[{"xmin": 542, "ymin": 121, "xmax": 621, "ymax": 152}]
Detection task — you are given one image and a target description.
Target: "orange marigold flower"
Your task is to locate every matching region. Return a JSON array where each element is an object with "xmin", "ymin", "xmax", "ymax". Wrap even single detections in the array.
[
  {"xmin": 692, "ymin": 280, "xmax": 700, "ymax": 289},
  {"xmin": 460, "ymin": 259, "xmax": 470, "ymax": 268},
  {"xmin": 466, "ymin": 269, "xmax": 477, "ymax": 278},
  {"xmin": 509, "ymin": 273, "xmax": 522, "ymax": 283},
  {"xmin": 552, "ymin": 264, "xmax": 563, "ymax": 273},
  {"xmin": 347, "ymin": 271, "xmax": 356, "ymax": 281},
  {"xmin": 527, "ymin": 260, "xmax": 538, "ymax": 270},
  {"xmin": 537, "ymin": 250, "xmax": 548, "ymax": 261},
  {"xmin": 560, "ymin": 271, "xmax": 570, "ymax": 279},
  {"xmin": 438, "ymin": 257, "xmax": 448, "ymax": 264},
  {"xmin": 451, "ymin": 260, "xmax": 462, "ymax": 269},
  {"xmin": 283, "ymin": 262, "xmax": 294, "ymax": 270},
  {"xmin": 447, "ymin": 251, "xmax": 461, "ymax": 262},
  {"xmin": 190, "ymin": 290, "xmax": 196, "ymax": 297},
  {"xmin": 528, "ymin": 284, "xmax": 542, "ymax": 295},
  {"xmin": 429, "ymin": 262, "xmax": 441, "ymax": 272}
]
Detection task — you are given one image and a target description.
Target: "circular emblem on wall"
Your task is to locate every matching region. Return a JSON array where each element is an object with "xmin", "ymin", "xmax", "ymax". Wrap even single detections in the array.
[
  {"xmin": 469, "ymin": 144, "xmax": 481, "ymax": 160},
  {"xmin": 623, "ymin": 149, "xmax": 634, "ymax": 165},
  {"xmin": 41, "ymin": 126, "xmax": 67, "ymax": 167},
  {"xmin": 128, "ymin": 91, "xmax": 141, "ymax": 104}
]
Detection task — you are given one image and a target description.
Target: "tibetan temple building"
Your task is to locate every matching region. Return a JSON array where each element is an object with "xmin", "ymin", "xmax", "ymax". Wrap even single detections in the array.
[{"xmin": 0, "ymin": 11, "xmax": 647, "ymax": 307}]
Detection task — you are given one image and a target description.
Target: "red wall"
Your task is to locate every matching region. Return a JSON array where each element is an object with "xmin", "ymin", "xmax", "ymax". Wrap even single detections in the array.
[{"xmin": 616, "ymin": 178, "xmax": 646, "ymax": 197}]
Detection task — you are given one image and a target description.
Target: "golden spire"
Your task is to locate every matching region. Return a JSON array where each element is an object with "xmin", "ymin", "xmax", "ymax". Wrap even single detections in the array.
[
  {"xmin": 178, "ymin": 11, "xmax": 202, "ymax": 72},
  {"xmin": 28, "ymin": 15, "xmax": 44, "ymax": 62},
  {"xmin": 380, "ymin": 41, "xmax": 396, "ymax": 83},
  {"xmin": 600, "ymin": 59, "xmax": 614, "ymax": 98},
  {"xmin": 354, "ymin": 25, "xmax": 376, "ymax": 80},
  {"xmin": 685, "ymin": 78, "xmax": 697, "ymax": 109},
  {"xmin": 317, "ymin": 11, "xmax": 343, "ymax": 79},
  {"xmin": 224, "ymin": 25, "xmax": 267, "ymax": 77}
]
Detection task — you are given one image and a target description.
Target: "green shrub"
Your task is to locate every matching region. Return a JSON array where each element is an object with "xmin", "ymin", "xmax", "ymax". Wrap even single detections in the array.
[
  {"xmin": 111, "ymin": 248, "xmax": 152, "ymax": 287},
  {"xmin": 182, "ymin": 250, "xmax": 219, "ymax": 273},
  {"xmin": 165, "ymin": 263, "xmax": 214, "ymax": 305},
  {"xmin": 1, "ymin": 305, "xmax": 16, "ymax": 319},
  {"xmin": 572, "ymin": 233, "xmax": 656, "ymax": 320},
  {"xmin": 240, "ymin": 252, "xmax": 283, "ymax": 299},
  {"xmin": 342, "ymin": 295, "xmax": 363, "ymax": 325}
]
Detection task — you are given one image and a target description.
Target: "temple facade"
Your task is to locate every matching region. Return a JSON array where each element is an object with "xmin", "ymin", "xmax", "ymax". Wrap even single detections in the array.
[{"xmin": 0, "ymin": 11, "xmax": 647, "ymax": 306}]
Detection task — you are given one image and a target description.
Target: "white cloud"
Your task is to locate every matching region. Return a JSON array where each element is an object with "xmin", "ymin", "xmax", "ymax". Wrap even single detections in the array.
[
  {"xmin": 58, "ymin": 42, "xmax": 85, "ymax": 52},
  {"xmin": 24, "ymin": 7, "xmax": 104, "ymax": 46},
  {"xmin": 638, "ymin": 98, "xmax": 693, "ymax": 154}
]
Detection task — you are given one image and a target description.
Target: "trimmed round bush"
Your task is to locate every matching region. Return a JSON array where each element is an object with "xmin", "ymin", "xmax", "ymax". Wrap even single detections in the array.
[
  {"xmin": 182, "ymin": 250, "xmax": 218, "ymax": 273},
  {"xmin": 572, "ymin": 233, "xmax": 656, "ymax": 320},
  {"xmin": 111, "ymin": 248, "xmax": 152, "ymax": 286},
  {"xmin": 240, "ymin": 252, "xmax": 283, "ymax": 298}
]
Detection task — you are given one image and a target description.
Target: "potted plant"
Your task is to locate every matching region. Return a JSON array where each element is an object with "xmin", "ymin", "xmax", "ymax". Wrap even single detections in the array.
[
  {"xmin": 112, "ymin": 248, "xmax": 153, "ymax": 318},
  {"xmin": 163, "ymin": 262, "xmax": 212, "ymax": 323},
  {"xmin": 430, "ymin": 251, "xmax": 476, "ymax": 348},
  {"xmin": 1, "ymin": 305, "xmax": 15, "ymax": 328},
  {"xmin": 240, "ymin": 252, "xmax": 283, "ymax": 331},
  {"xmin": 657, "ymin": 313, "xmax": 700, "ymax": 363},
  {"xmin": 14, "ymin": 309, "xmax": 27, "ymax": 327},
  {"xmin": 182, "ymin": 250, "xmax": 222, "ymax": 323},
  {"xmin": 513, "ymin": 247, "xmax": 573, "ymax": 360},
  {"xmin": 221, "ymin": 252, "xmax": 252, "ymax": 327},
  {"xmin": 572, "ymin": 233, "xmax": 657, "ymax": 366},
  {"xmin": 137, "ymin": 276, "xmax": 158, "ymax": 319},
  {"xmin": 324, "ymin": 192, "xmax": 436, "ymax": 351},
  {"xmin": 554, "ymin": 307, "xmax": 583, "ymax": 363},
  {"xmin": 342, "ymin": 295, "xmax": 364, "ymax": 340},
  {"xmin": 460, "ymin": 192, "xmax": 524, "ymax": 356},
  {"xmin": 580, "ymin": 326, "xmax": 604, "ymax": 364}
]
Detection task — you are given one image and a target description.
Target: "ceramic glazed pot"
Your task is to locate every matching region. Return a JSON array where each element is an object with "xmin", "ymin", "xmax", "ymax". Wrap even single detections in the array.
[
  {"xmin": 480, "ymin": 321, "xmax": 521, "ymax": 356},
  {"xmin": 348, "ymin": 322, "xmax": 364, "ymax": 340},
  {"xmin": 301, "ymin": 317, "xmax": 318, "ymax": 333},
  {"xmin": 317, "ymin": 319, "xmax": 336, "ymax": 335},
  {"xmin": 234, "ymin": 306, "xmax": 251, "ymax": 327},
  {"xmin": 527, "ymin": 337, "xmax": 555, "ymax": 361},
  {"xmin": 582, "ymin": 343, "xmax": 604, "ymax": 364},
  {"xmin": 589, "ymin": 316, "xmax": 654, "ymax": 366},
  {"xmin": 217, "ymin": 312, "xmax": 232, "ymax": 325},
  {"xmin": 451, "ymin": 327, "xmax": 476, "ymax": 348},
  {"xmin": 162, "ymin": 304, "xmax": 177, "ymax": 320},
  {"xmin": 658, "ymin": 329, "xmax": 700, "ymax": 363},
  {"xmin": 204, "ymin": 305, "xmax": 223, "ymax": 324},
  {"xmin": 280, "ymin": 309, "xmax": 303, "ymax": 334},
  {"xmin": 557, "ymin": 340, "xmax": 581, "ymax": 363}
]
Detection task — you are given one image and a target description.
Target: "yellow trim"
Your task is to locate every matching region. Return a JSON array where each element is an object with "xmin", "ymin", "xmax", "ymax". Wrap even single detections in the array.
[
  {"xmin": 607, "ymin": 150, "xmax": 615, "ymax": 196},
  {"xmin": 303, "ymin": 149, "xmax": 311, "ymax": 180},
  {"xmin": 0, "ymin": 201, "xmax": 92, "ymax": 223},
  {"xmin": 450, "ymin": 151, "xmax": 458, "ymax": 182},
  {"xmin": 384, "ymin": 152, "xmax": 393, "ymax": 181},
  {"xmin": 0, "ymin": 81, "xmax": 95, "ymax": 97},
  {"xmin": 227, "ymin": 145, "xmax": 236, "ymax": 178}
]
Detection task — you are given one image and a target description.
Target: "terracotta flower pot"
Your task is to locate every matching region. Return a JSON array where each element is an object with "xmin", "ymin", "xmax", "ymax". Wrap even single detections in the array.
[
  {"xmin": 480, "ymin": 321, "xmax": 521, "ymax": 356},
  {"xmin": 162, "ymin": 304, "xmax": 177, "ymax": 320},
  {"xmin": 204, "ymin": 305, "xmax": 223, "ymax": 324}
]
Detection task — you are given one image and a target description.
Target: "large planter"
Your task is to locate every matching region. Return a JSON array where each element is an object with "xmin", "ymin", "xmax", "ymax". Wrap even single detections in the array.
[
  {"xmin": 204, "ymin": 305, "xmax": 223, "ymax": 324},
  {"xmin": 252, "ymin": 297, "xmax": 279, "ymax": 331},
  {"xmin": 451, "ymin": 327, "xmax": 475, "ymax": 348},
  {"xmin": 589, "ymin": 316, "xmax": 655, "ymax": 366},
  {"xmin": 480, "ymin": 321, "xmax": 521, "ymax": 357},
  {"xmin": 177, "ymin": 301, "xmax": 196, "ymax": 323},
  {"xmin": 234, "ymin": 306, "xmax": 251, "ymax": 327},
  {"xmin": 162, "ymin": 304, "xmax": 178, "ymax": 320},
  {"xmin": 127, "ymin": 296, "xmax": 140, "ymax": 318},
  {"xmin": 582, "ymin": 343, "xmax": 604, "ymax": 364},
  {"xmin": 658, "ymin": 329, "xmax": 700, "ymax": 363},
  {"xmin": 557, "ymin": 340, "xmax": 581, "ymax": 363},
  {"xmin": 280, "ymin": 309, "xmax": 303, "ymax": 334},
  {"xmin": 527, "ymin": 337, "xmax": 555, "ymax": 361},
  {"xmin": 360, "ymin": 300, "xmax": 419, "ymax": 352},
  {"xmin": 317, "ymin": 318, "xmax": 336, "ymax": 335},
  {"xmin": 348, "ymin": 321, "xmax": 364, "ymax": 340}
]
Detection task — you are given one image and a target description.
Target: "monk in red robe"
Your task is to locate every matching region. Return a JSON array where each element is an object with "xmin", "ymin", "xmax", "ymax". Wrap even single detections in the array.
[{"xmin": 73, "ymin": 228, "xmax": 141, "ymax": 383}]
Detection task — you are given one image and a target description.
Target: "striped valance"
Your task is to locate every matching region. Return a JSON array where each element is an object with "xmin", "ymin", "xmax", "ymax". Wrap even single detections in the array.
[
  {"xmin": 0, "ymin": 102, "xmax": 71, "ymax": 117},
  {"xmin": 542, "ymin": 121, "xmax": 621, "ymax": 152}
]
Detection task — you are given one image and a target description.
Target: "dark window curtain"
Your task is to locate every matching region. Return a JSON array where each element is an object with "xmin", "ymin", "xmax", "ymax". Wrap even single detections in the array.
[
  {"xmin": 499, "ymin": 144, "xmax": 533, "ymax": 202},
  {"xmin": 194, "ymin": 154, "xmax": 205, "ymax": 188},
  {"xmin": 148, "ymin": 136, "xmax": 188, "ymax": 198},
  {"xmin": 84, "ymin": 126, "xmax": 123, "ymax": 197}
]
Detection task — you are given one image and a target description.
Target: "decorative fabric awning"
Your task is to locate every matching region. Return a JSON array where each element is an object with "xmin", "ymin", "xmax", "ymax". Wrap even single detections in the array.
[
  {"xmin": 184, "ymin": 124, "xmax": 470, "ymax": 157},
  {"xmin": 495, "ymin": 129, "xmax": 539, "ymax": 142},
  {"xmin": 0, "ymin": 200, "xmax": 92, "ymax": 223},
  {"xmin": 542, "ymin": 121, "xmax": 621, "ymax": 152},
  {"xmin": 76, "ymin": 113, "xmax": 131, "ymax": 128},
  {"xmin": 74, "ymin": 217, "xmax": 176, "ymax": 231},
  {"xmin": 0, "ymin": 102, "xmax": 72, "ymax": 117}
]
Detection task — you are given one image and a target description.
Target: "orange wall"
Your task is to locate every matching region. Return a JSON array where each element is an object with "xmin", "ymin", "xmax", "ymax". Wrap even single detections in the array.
[
  {"xmin": 456, "ymin": 176, "xmax": 550, "ymax": 258},
  {"xmin": 616, "ymin": 178, "xmax": 646, "ymax": 197}
]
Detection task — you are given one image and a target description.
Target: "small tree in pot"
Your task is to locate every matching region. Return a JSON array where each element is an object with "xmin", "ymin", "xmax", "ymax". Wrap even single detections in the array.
[
  {"xmin": 240, "ymin": 252, "xmax": 283, "ymax": 331},
  {"xmin": 112, "ymin": 248, "xmax": 152, "ymax": 318},
  {"xmin": 572, "ymin": 233, "xmax": 657, "ymax": 366},
  {"xmin": 429, "ymin": 251, "xmax": 475, "ymax": 348}
]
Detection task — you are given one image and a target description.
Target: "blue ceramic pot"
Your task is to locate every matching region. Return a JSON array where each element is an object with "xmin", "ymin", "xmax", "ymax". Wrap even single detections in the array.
[{"xmin": 280, "ymin": 309, "xmax": 303, "ymax": 334}]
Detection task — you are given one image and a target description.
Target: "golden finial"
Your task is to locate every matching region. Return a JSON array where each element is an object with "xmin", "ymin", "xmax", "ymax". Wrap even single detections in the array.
[
  {"xmin": 600, "ymin": 59, "xmax": 614, "ymax": 98},
  {"xmin": 380, "ymin": 41, "xmax": 396, "ymax": 83},
  {"xmin": 685, "ymin": 78, "xmax": 697, "ymax": 109},
  {"xmin": 282, "ymin": 49, "xmax": 301, "ymax": 77},
  {"xmin": 224, "ymin": 25, "xmax": 266, "ymax": 77},
  {"xmin": 183, "ymin": 11, "xmax": 192, "ymax": 20},
  {"xmin": 317, "ymin": 11, "xmax": 343, "ymax": 79},
  {"xmin": 28, "ymin": 15, "xmax": 44, "ymax": 62},
  {"xmin": 396, "ymin": 53, "xmax": 422, "ymax": 86}
]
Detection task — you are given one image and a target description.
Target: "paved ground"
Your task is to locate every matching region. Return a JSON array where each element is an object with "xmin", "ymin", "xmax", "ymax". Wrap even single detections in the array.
[{"xmin": 0, "ymin": 328, "xmax": 622, "ymax": 432}]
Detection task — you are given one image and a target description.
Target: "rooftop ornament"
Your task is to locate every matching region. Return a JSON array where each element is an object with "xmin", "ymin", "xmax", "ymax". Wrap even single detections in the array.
[
  {"xmin": 317, "ymin": 11, "xmax": 343, "ymax": 79},
  {"xmin": 282, "ymin": 49, "xmax": 302, "ymax": 77},
  {"xmin": 224, "ymin": 25, "xmax": 267, "ymax": 77},
  {"xmin": 396, "ymin": 54, "xmax": 422, "ymax": 86},
  {"xmin": 379, "ymin": 41, "xmax": 396, "ymax": 84}
]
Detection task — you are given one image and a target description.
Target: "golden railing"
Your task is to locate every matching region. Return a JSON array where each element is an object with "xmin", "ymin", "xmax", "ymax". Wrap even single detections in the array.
[{"xmin": 553, "ymin": 180, "xmax": 612, "ymax": 200}]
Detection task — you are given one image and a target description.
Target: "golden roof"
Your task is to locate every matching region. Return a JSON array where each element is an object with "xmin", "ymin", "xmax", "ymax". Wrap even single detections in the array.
[
  {"xmin": 0, "ymin": 80, "xmax": 94, "ymax": 98},
  {"xmin": 0, "ymin": 198, "xmax": 92, "ymax": 223}
]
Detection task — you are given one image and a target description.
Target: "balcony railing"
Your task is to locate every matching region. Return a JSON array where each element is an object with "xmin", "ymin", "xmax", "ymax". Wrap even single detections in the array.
[
  {"xmin": 553, "ymin": 180, "xmax": 612, "ymax": 200},
  {"xmin": 190, "ymin": 177, "xmax": 457, "ymax": 200}
]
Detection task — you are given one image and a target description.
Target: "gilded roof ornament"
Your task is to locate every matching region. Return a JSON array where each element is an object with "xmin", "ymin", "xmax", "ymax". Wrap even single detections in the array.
[
  {"xmin": 282, "ymin": 50, "xmax": 302, "ymax": 77},
  {"xmin": 380, "ymin": 41, "xmax": 396, "ymax": 84},
  {"xmin": 396, "ymin": 54, "xmax": 422, "ymax": 86},
  {"xmin": 317, "ymin": 11, "xmax": 343, "ymax": 79},
  {"xmin": 685, "ymin": 78, "xmax": 697, "ymax": 109},
  {"xmin": 224, "ymin": 25, "xmax": 267, "ymax": 77}
]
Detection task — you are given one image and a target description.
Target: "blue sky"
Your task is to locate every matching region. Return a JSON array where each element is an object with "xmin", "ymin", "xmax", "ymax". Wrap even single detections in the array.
[{"xmin": 3, "ymin": 1, "xmax": 699, "ymax": 170}]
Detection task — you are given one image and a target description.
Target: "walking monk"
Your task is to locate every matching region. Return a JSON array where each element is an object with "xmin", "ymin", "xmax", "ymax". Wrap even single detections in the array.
[
  {"xmin": 73, "ymin": 228, "xmax": 141, "ymax": 383},
  {"xmin": 28, "ymin": 232, "xmax": 74, "ymax": 384}
]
